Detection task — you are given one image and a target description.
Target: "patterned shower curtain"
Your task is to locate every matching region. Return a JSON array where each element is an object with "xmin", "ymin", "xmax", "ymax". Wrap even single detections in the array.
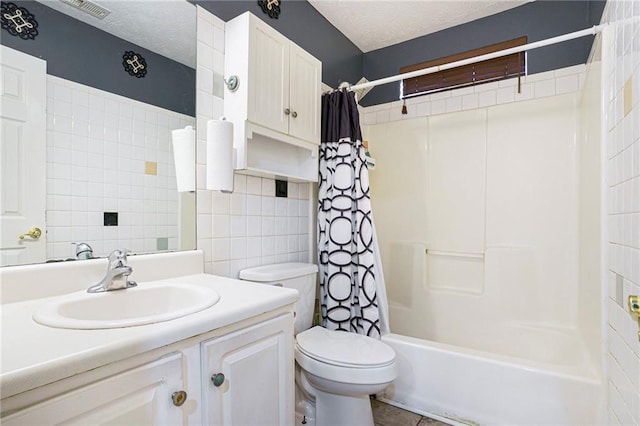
[{"xmin": 317, "ymin": 89, "xmax": 389, "ymax": 339}]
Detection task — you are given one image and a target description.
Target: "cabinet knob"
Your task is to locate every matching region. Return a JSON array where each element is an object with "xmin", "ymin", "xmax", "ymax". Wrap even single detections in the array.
[
  {"xmin": 284, "ymin": 108, "xmax": 291, "ymax": 115},
  {"xmin": 291, "ymin": 111, "xmax": 298, "ymax": 118},
  {"xmin": 211, "ymin": 372, "xmax": 225, "ymax": 387},
  {"xmin": 171, "ymin": 390, "xmax": 187, "ymax": 407}
]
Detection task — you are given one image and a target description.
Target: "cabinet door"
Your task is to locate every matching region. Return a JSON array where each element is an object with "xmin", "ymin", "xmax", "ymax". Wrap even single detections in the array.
[
  {"xmin": 248, "ymin": 16, "xmax": 290, "ymax": 135},
  {"xmin": 288, "ymin": 42, "xmax": 322, "ymax": 144},
  {"xmin": 202, "ymin": 314, "xmax": 294, "ymax": 426},
  {"xmin": 2, "ymin": 353, "xmax": 186, "ymax": 426}
]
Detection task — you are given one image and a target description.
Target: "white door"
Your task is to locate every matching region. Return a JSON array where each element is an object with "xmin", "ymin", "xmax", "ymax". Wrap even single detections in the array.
[
  {"xmin": 1, "ymin": 353, "xmax": 187, "ymax": 425},
  {"xmin": 288, "ymin": 42, "xmax": 321, "ymax": 144},
  {"xmin": 0, "ymin": 46, "xmax": 46, "ymax": 266},
  {"xmin": 202, "ymin": 314, "xmax": 294, "ymax": 426}
]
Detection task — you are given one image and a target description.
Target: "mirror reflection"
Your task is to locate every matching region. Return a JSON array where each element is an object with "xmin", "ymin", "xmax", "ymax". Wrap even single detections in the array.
[{"xmin": 0, "ymin": 0, "xmax": 197, "ymax": 266}]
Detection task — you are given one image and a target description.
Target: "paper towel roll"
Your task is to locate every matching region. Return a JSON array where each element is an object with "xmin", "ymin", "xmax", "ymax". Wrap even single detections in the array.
[
  {"xmin": 171, "ymin": 125, "xmax": 195, "ymax": 192},
  {"xmin": 206, "ymin": 118, "xmax": 234, "ymax": 192}
]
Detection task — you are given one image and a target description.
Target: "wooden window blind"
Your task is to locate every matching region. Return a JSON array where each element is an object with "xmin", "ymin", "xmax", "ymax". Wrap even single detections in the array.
[{"xmin": 401, "ymin": 36, "xmax": 527, "ymax": 99}]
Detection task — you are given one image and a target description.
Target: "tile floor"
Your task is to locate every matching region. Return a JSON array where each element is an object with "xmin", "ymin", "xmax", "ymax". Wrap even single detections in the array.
[{"xmin": 371, "ymin": 399, "xmax": 450, "ymax": 426}]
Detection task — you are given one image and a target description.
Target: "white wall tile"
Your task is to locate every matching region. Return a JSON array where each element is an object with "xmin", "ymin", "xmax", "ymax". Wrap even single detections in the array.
[
  {"xmin": 604, "ymin": 2, "xmax": 640, "ymax": 423},
  {"xmin": 431, "ymin": 99, "xmax": 446, "ymax": 114},
  {"xmin": 230, "ymin": 193, "xmax": 247, "ymax": 216},
  {"xmin": 376, "ymin": 109, "xmax": 390, "ymax": 124},
  {"xmin": 261, "ymin": 178, "xmax": 275, "ymax": 196},
  {"xmin": 374, "ymin": 65, "xmax": 586, "ymax": 123},
  {"xmin": 478, "ymin": 90, "xmax": 497, "ymax": 107},
  {"xmin": 445, "ymin": 96, "xmax": 462, "ymax": 113},
  {"xmin": 462, "ymin": 94, "xmax": 479, "ymax": 110},
  {"xmin": 45, "ymin": 76, "xmax": 190, "ymax": 258},
  {"xmin": 534, "ymin": 79, "xmax": 556, "ymax": 98},
  {"xmin": 556, "ymin": 74, "xmax": 580, "ymax": 95},
  {"xmin": 247, "ymin": 216, "xmax": 262, "ymax": 237},
  {"xmin": 262, "ymin": 196, "xmax": 275, "ymax": 216},
  {"xmin": 246, "ymin": 194, "xmax": 262, "ymax": 216},
  {"xmin": 496, "ymin": 87, "xmax": 515, "ymax": 104},
  {"xmin": 246, "ymin": 175, "xmax": 262, "ymax": 195}
]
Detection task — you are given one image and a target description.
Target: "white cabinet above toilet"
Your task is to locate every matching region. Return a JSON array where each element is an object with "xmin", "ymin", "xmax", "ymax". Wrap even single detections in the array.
[{"xmin": 224, "ymin": 12, "xmax": 322, "ymax": 182}]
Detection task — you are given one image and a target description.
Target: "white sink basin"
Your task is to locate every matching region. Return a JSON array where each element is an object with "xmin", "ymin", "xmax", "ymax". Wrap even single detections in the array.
[{"xmin": 33, "ymin": 283, "xmax": 220, "ymax": 329}]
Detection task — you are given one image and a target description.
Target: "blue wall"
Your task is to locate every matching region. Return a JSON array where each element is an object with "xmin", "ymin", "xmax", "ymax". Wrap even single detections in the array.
[
  {"xmin": 1, "ymin": 1, "xmax": 196, "ymax": 116},
  {"xmin": 3, "ymin": 1, "xmax": 606, "ymax": 112},
  {"xmin": 360, "ymin": 1, "xmax": 606, "ymax": 106}
]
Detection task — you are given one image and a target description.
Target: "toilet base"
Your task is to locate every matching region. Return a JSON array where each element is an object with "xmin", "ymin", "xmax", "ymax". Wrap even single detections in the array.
[
  {"xmin": 314, "ymin": 389, "xmax": 374, "ymax": 426},
  {"xmin": 296, "ymin": 367, "xmax": 376, "ymax": 426}
]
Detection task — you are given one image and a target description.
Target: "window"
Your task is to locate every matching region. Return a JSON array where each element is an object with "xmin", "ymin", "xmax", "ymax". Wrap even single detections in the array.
[{"xmin": 401, "ymin": 36, "xmax": 527, "ymax": 99}]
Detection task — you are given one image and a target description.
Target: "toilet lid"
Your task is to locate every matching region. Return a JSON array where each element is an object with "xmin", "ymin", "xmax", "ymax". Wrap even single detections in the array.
[{"xmin": 296, "ymin": 326, "xmax": 395, "ymax": 368}]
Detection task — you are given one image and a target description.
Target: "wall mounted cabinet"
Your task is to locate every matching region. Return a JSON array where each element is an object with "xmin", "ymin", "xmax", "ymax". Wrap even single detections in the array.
[{"xmin": 225, "ymin": 12, "xmax": 322, "ymax": 182}]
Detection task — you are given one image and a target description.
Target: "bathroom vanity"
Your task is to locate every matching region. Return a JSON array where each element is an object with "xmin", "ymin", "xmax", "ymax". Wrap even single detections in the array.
[{"xmin": 0, "ymin": 251, "xmax": 298, "ymax": 425}]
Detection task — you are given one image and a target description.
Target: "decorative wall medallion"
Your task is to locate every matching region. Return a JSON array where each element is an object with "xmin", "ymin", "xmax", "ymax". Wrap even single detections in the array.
[
  {"xmin": 122, "ymin": 51, "xmax": 147, "ymax": 78},
  {"xmin": 1, "ymin": 2, "xmax": 38, "ymax": 40},
  {"xmin": 258, "ymin": 0, "xmax": 280, "ymax": 19}
]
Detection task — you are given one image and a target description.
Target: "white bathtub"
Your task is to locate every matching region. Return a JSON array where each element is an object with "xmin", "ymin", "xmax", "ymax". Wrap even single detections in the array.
[{"xmin": 380, "ymin": 330, "xmax": 606, "ymax": 425}]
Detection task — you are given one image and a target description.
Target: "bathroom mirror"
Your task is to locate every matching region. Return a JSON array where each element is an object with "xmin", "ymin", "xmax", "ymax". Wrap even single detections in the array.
[{"xmin": 0, "ymin": 0, "xmax": 197, "ymax": 266}]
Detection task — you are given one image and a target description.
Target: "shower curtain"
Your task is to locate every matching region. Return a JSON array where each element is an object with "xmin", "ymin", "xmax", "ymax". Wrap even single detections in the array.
[{"xmin": 317, "ymin": 89, "xmax": 390, "ymax": 339}]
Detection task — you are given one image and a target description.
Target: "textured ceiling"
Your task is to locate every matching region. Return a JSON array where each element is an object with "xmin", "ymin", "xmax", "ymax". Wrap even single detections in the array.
[
  {"xmin": 35, "ymin": 0, "xmax": 531, "ymax": 68},
  {"xmin": 35, "ymin": 0, "xmax": 196, "ymax": 68},
  {"xmin": 308, "ymin": 0, "xmax": 531, "ymax": 52}
]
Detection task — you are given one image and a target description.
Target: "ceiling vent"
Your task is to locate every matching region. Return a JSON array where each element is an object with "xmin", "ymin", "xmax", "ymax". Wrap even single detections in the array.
[{"xmin": 59, "ymin": 0, "xmax": 111, "ymax": 19}]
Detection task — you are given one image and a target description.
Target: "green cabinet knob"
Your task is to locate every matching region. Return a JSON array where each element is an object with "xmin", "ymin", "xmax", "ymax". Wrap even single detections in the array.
[{"xmin": 211, "ymin": 373, "xmax": 225, "ymax": 387}]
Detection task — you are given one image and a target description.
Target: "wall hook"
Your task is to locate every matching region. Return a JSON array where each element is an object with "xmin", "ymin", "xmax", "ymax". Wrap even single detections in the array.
[{"xmin": 224, "ymin": 75, "xmax": 239, "ymax": 92}]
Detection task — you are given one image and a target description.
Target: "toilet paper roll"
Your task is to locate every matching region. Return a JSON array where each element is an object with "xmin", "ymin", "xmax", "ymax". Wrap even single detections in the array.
[
  {"xmin": 171, "ymin": 126, "xmax": 195, "ymax": 192},
  {"xmin": 206, "ymin": 118, "xmax": 234, "ymax": 192}
]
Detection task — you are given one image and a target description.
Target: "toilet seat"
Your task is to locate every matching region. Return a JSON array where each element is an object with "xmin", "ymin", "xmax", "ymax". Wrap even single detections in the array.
[
  {"xmin": 296, "ymin": 326, "xmax": 395, "ymax": 368},
  {"xmin": 295, "ymin": 327, "xmax": 397, "ymax": 385}
]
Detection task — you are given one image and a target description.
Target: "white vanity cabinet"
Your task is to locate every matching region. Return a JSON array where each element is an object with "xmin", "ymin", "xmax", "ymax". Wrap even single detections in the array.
[
  {"xmin": 2, "ymin": 353, "xmax": 187, "ymax": 426},
  {"xmin": 1, "ymin": 311, "xmax": 294, "ymax": 426},
  {"xmin": 202, "ymin": 314, "xmax": 294, "ymax": 425},
  {"xmin": 225, "ymin": 12, "xmax": 322, "ymax": 181}
]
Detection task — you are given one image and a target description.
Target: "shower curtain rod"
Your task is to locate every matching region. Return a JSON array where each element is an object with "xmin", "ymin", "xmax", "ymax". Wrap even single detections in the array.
[{"xmin": 347, "ymin": 24, "xmax": 608, "ymax": 93}]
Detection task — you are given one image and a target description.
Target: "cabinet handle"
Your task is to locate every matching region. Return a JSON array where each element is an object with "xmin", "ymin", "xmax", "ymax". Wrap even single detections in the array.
[
  {"xmin": 171, "ymin": 390, "xmax": 187, "ymax": 407},
  {"xmin": 291, "ymin": 111, "xmax": 298, "ymax": 118},
  {"xmin": 284, "ymin": 108, "xmax": 291, "ymax": 115},
  {"xmin": 211, "ymin": 373, "xmax": 225, "ymax": 387}
]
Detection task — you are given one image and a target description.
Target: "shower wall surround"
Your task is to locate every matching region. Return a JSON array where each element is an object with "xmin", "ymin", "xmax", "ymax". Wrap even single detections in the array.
[
  {"xmin": 45, "ymin": 76, "xmax": 194, "ymax": 259},
  {"xmin": 601, "ymin": 1, "xmax": 640, "ymax": 425},
  {"xmin": 195, "ymin": 7, "xmax": 312, "ymax": 278}
]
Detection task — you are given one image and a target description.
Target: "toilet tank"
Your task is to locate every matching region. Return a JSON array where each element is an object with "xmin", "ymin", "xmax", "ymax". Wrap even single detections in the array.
[{"xmin": 239, "ymin": 263, "xmax": 318, "ymax": 334}]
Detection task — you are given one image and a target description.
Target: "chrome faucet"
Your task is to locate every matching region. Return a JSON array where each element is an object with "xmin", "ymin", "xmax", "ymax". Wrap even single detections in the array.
[
  {"xmin": 74, "ymin": 242, "xmax": 94, "ymax": 260},
  {"xmin": 87, "ymin": 249, "xmax": 137, "ymax": 293}
]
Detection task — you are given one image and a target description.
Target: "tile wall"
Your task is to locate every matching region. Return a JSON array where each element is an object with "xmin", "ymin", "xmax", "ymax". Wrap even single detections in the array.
[
  {"xmin": 46, "ymin": 76, "xmax": 194, "ymax": 259},
  {"xmin": 360, "ymin": 64, "xmax": 587, "ymax": 125},
  {"xmin": 602, "ymin": 1, "xmax": 640, "ymax": 424},
  {"xmin": 196, "ymin": 7, "xmax": 312, "ymax": 278}
]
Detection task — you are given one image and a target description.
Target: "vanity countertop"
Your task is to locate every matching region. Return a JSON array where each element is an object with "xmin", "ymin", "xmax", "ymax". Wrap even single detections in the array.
[{"xmin": 0, "ymin": 252, "xmax": 299, "ymax": 400}]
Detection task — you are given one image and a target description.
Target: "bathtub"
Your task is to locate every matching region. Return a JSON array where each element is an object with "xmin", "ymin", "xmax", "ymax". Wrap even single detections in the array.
[{"xmin": 380, "ymin": 328, "xmax": 605, "ymax": 425}]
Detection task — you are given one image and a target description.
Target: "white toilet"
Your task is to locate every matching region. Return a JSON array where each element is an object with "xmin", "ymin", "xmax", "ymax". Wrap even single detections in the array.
[{"xmin": 239, "ymin": 263, "xmax": 397, "ymax": 426}]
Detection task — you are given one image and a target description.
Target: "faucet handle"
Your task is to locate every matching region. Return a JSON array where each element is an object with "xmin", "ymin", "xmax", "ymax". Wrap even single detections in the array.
[{"xmin": 107, "ymin": 248, "xmax": 132, "ymax": 268}]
